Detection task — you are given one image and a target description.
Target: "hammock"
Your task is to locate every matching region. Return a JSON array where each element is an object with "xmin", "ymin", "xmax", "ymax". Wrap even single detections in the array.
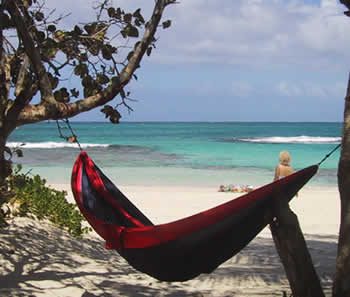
[{"xmin": 71, "ymin": 151, "xmax": 318, "ymax": 282}]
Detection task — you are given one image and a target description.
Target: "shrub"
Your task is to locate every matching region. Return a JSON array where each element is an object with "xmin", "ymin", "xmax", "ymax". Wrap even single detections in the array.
[{"xmin": 7, "ymin": 165, "xmax": 91, "ymax": 237}]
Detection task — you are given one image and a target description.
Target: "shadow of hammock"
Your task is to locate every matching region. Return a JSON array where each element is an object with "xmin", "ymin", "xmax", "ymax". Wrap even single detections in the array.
[{"xmin": 0, "ymin": 218, "xmax": 337, "ymax": 297}]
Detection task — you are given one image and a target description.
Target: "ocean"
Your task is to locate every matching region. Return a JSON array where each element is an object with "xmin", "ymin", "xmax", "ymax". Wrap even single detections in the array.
[{"xmin": 7, "ymin": 122, "xmax": 342, "ymax": 188}]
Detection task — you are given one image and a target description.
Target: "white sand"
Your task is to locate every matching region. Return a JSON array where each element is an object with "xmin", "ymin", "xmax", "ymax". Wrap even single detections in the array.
[{"xmin": 0, "ymin": 184, "xmax": 340, "ymax": 297}]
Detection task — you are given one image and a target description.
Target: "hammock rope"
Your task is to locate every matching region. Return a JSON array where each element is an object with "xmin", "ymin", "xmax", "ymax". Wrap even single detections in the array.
[
  {"xmin": 318, "ymin": 143, "xmax": 341, "ymax": 166},
  {"xmin": 56, "ymin": 119, "xmax": 83, "ymax": 151}
]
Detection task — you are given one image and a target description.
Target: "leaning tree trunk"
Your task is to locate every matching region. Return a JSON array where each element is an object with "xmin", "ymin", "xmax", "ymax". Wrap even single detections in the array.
[
  {"xmin": 270, "ymin": 195, "xmax": 325, "ymax": 297},
  {"xmin": 333, "ymin": 73, "xmax": 350, "ymax": 297}
]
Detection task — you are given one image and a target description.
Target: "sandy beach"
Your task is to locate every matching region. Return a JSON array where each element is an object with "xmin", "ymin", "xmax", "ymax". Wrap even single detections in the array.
[{"xmin": 0, "ymin": 184, "xmax": 340, "ymax": 297}]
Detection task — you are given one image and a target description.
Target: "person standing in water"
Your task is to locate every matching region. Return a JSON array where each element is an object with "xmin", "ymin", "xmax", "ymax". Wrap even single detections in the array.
[{"xmin": 274, "ymin": 150, "xmax": 294, "ymax": 181}]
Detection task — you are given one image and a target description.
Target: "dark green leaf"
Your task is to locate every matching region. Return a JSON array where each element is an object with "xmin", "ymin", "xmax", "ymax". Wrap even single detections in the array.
[
  {"xmin": 102, "ymin": 46, "xmax": 112, "ymax": 60},
  {"xmin": 146, "ymin": 46, "xmax": 152, "ymax": 56},
  {"xmin": 88, "ymin": 42, "xmax": 101, "ymax": 56},
  {"xmin": 101, "ymin": 105, "xmax": 114, "ymax": 117},
  {"xmin": 15, "ymin": 149, "xmax": 23, "ymax": 158},
  {"xmin": 47, "ymin": 25, "xmax": 56, "ymax": 32},
  {"xmin": 111, "ymin": 76, "xmax": 121, "ymax": 86},
  {"xmin": 120, "ymin": 30, "xmax": 127, "ymax": 39},
  {"xmin": 133, "ymin": 8, "xmax": 145, "ymax": 24},
  {"xmin": 124, "ymin": 24, "xmax": 138, "ymax": 38},
  {"xmin": 107, "ymin": 7, "xmax": 115, "ymax": 18},
  {"xmin": 101, "ymin": 106, "xmax": 121, "ymax": 124},
  {"xmin": 74, "ymin": 64, "xmax": 88, "ymax": 77},
  {"xmin": 70, "ymin": 88, "xmax": 79, "ymax": 98},
  {"xmin": 54, "ymin": 88, "xmax": 70, "ymax": 103},
  {"xmin": 73, "ymin": 25, "xmax": 83, "ymax": 35},
  {"xmin": 35, "ymin": 12, "xmax": 44, "ymax": 22},
  {"xmin": 96, "ymin": 74, "xmax": 109, "ymax": 85},
  {"xmin": 84, "ymin": 24, "xmax": 93, "ymax": 34},
  {"xmin": 80, "ymin": 53, "xmax": 88, "ymax": 62},
  {"xmin": 116, "ymin": 8, "xmax": 122, "ymax": 19},
  {"xmin": 82, "ymin": 75, "xmax": 93, "ymax": 87},
  {"xmin": 36, "ymin": 31, "xmax": 46, "ymax": 42},
  {"xmin": 109, "ymin": 110, "xmax": 121, "ymax": 124},
  {"xmin": 127, "ymin": 51, "xmax": 134, "ymax": 61},
  {"xmin": 124, "ymin": 13, "xmax": 132, "ymax": 23},
  {"xmin": 162, "ymin": 20, "xmax": 171, "ymax": 29},
  {"xmin": 120, "ymin": 88, "xmax": 126, "ymax": 99}
]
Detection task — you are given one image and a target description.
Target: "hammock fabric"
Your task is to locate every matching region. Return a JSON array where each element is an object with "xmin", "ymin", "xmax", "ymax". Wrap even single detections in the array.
[{"xmin": 71, "ymin": 151, "xmax": 318, "ymax": 282}]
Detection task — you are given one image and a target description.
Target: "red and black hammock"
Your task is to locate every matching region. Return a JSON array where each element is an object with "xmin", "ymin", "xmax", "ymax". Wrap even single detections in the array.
[{"xmin": 71, "ymin": 151, "xmax": 318, "ymax": 282}]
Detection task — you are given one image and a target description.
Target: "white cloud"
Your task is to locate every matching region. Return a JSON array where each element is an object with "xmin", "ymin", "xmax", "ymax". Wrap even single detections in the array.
[
  {"xmin": 43, "ymin": 1, "xmax": 350, "ymax": 71},
  {"xmin": 149, "ymin": 0, "xmax": 350, "ymax": 72}
]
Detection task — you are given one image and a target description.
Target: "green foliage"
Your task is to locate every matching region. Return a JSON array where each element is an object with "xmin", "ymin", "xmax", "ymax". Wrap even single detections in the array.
[
  {"xmin": 8, "ymin": 167, "xmax": 91, "ymax": 237},
  {"xmin": 101, "ymin": 105, "xmax": 122, "ymax": 123}
]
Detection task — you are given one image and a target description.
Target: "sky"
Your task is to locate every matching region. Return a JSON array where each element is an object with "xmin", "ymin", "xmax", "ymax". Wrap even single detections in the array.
[{"xmin": 47, "ymin": 0, "xmax": 350, "ymax": 122}]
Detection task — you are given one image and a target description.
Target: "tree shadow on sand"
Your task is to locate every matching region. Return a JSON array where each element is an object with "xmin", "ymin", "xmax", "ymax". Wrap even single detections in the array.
[{"xmin": 0, "ymin": 218, "xmax": 337, "ymax": 297}]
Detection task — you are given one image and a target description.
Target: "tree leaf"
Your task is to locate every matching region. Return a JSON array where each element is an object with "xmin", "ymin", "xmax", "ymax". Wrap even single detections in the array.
[
  {"xmin": 35, "ymin": 12, "xmax": 44, "ymax": 22},
  {"xmin": 124, "ymin": 13, "xmax": 132, "ymax": 24},
  {"xmin": 162, "ymin": 20, "xmax": 171, "ymax": 29},
  {"xmin": 54, "ymin": 88, "xmax": 70, "ymax": 102},
  {"xmin": 108, "ymin": 7, "xmax": 115, "ymax": 18},
  {"xmin": 127, "ymin": 51, "xmax": 134, "ymax": 61},
  {"xmin": 48, "ymin": 25, "xmax": 56, "ymax": 32},
  {"xmin": 70, "ymin": 88, "xmax": 79, "ymax": 98},
  {"xmin": 15, "ymin": 149, "xmax": 23, "ymax": 158},
  {"xmin": 125, "ymin": 24, "xmax": 139, "ymax": 38},
  {"xmin": 120, "ymin": 88, "xmax": 126, "ymax": 99},
  {"xmin": 73, "ymin": 25, "xmax": 83, "ymax": 35},
  {"xmin": 101, "ymin": 105, "xmax": 121, "ymax": 123},
  {"xmin": 133, "ymin": 8, "xmax": 145, "ymax": 24},
  {"xmin": 96, "ymin": 74, "xmax": 109, "ymax": 85}
]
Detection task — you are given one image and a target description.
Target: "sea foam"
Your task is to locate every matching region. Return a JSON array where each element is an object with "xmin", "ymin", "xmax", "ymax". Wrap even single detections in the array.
[
  {"xmin": 238, "ymin": 136, "xmax": 341, "ymax": 144},
  {"xmin": 7, "ymin": 141, "xmax": 110, "ymax": 149}
]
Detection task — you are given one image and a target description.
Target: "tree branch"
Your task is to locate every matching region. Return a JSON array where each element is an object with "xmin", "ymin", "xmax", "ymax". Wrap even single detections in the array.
[
  {"xmin": 340, "ymin": 0, "xmax": 350, "ymax": 16},
  {"xmin": 0, "ymin": 55, "xmax": 12, "ymax": 118},
  {"xmin": 14, "ymin": 55, "xmax": 29, "ymax": 96},
  {"xmin": 119, "ymin": 0, "xmax": 176, "ymax": 85},
  {"xmin": 16, "ymin": 0, "xmax": 175, "ymax": 124},
  {"xmin": 6, "ymin": 0, "xmax": 56, "ymax": 106}
]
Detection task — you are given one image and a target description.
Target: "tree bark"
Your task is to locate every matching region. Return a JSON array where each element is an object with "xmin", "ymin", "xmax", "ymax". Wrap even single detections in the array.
[
  {"xmin": 333, "ymin": 73, "xmax": 350, "ymax": 297},
  {"xmin": 270, "ymin": 196, "xmax": 325, "ymax": 297}
]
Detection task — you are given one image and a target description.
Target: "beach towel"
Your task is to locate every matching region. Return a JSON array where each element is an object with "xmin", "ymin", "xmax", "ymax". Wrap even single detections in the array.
[{"xmin": 71, "ymin": 151, "xmax": 318, "ymax": 282}]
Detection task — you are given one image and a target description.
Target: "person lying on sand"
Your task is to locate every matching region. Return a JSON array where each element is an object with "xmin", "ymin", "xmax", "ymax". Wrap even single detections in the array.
[{"xmin": 218, "ymin": 184, "xmax": 254, "ymax": 193}]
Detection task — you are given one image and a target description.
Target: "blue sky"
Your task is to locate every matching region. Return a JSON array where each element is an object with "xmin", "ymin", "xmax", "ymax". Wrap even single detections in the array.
[{"xmin": 48, "ymin": 0, "xmax": 350, "ymax": 122}]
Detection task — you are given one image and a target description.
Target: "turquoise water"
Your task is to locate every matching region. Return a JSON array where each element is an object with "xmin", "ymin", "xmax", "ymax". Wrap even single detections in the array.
[{"xmin": 8, "ymin": 122, "xmax": 342, "ymax": 187}]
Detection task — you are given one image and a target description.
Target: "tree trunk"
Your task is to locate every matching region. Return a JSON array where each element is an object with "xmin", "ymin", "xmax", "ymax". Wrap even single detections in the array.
[
  {"xmin": 333, "ymin": 73, "xmax": 350, "ymax": 297},
  {"xmin": 0, "ymin": 131, "xmax": 10, "ymax": 225},
  {"xmin": 270, "ymin": 197, "xmax": 325, "ymax": 297}
]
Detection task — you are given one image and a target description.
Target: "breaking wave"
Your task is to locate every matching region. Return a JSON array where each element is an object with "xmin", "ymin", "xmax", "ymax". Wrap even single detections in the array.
[
  {"xmin": 237, "ymin": 136, "xmax": 341, "ymax": 144},
  {"xmin": 6, "ymin": 141, "xmax": 110, "ymax": 149}
]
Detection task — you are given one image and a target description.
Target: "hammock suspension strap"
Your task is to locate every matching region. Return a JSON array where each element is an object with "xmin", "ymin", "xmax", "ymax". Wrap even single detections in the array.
[
  {"xmin": 56, "ymin": 119, "xmax": 82, "ymax": 151},
  {"xmin": 318, "ymin": 143, "xmax": 341, "ymax": 166}
]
